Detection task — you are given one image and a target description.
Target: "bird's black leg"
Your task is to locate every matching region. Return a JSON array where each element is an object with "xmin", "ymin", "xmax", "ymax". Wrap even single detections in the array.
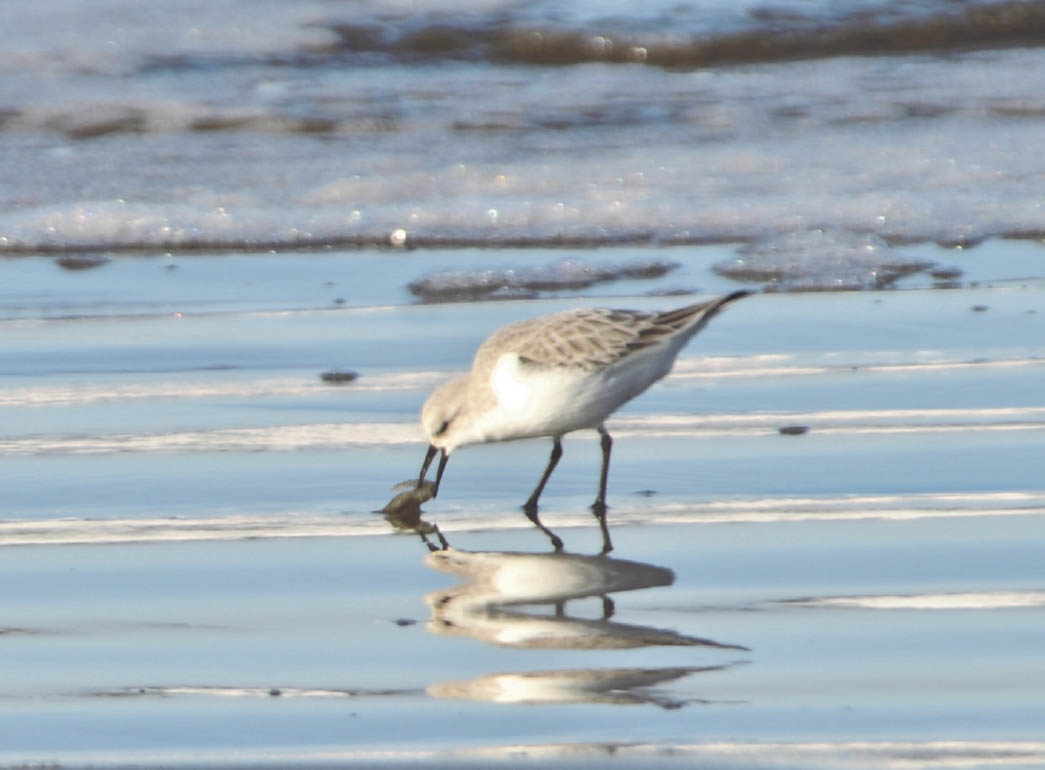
[
  {"xmin": 416, "ymin": 530, "xmax": 439, "ymax": 552},
  {"xmin": 431, "ymin": 523, "xmax": 450, "ymax": 550},
  {"xmin": 524, "ymin": 437, "xmax": 563, "ymax": 509},
  {"xmin": 592, "ymin": 424, "xmax": 614, "ymax": 554},
  {"xmin": 417, "ymin": 522, "xmax": 450, "ymax": 552},
  {"xmin": 522, "ymin": 437, "xmax": 564, "ymax": 551}
]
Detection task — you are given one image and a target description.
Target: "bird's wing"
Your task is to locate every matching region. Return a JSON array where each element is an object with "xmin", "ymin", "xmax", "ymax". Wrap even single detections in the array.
[
  {"xmin": 472, "ymin": 292, "xmax": 750, "ymax": 375},
  {"xmin": 471, "ymin": 308, "xmax": 642, "ymax": 373}
]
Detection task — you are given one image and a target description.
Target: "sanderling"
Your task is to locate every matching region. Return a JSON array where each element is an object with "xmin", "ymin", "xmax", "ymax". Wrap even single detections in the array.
[{"xmin": 416, "ymin": 290, "xmax": 750, "ymax": 552}]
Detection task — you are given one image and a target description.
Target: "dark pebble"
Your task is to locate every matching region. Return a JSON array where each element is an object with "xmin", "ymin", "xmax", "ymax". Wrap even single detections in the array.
[
  {"xmin": 930, "ymin": 266, "xmax": 963, "ymax": 279},
  {"xmin": 779, "ymin": 425, "xmax": 810, "ymax": 436},
  {"xmin": 56, "ymin": 255, "xmax": 110, "ymax": 270},
  {"xmin": 971, "ymin": 305, "xmax": 989, "ymax": 312},
  {"xmin": 269, "ymin": 688, "xmax": 282, "ymax": 697},
  {"xmin": 320, "ymin": 370, "xmax": 359, "ymax": 383},
  {"xmin": 394, "ymin": 618, "xmax": 417, "ymax": 627}
]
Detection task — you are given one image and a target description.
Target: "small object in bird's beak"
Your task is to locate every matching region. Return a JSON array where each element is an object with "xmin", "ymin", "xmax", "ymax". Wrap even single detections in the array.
[{"xmin": 382, "ymin": 480, "xmax": 437, "ymax": 519}]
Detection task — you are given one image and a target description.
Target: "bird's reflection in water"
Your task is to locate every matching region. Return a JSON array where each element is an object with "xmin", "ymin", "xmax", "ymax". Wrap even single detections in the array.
[
  {"xmin": 422, "ymin": 546, "xmax": 749, "ymax": 708},
  {"xmin": 424, "ymin": 548, "xmax": 747, "ymax": 652},
  {"xmin": 427, "ymin": 665, "xmax": 737, "ymax": 708},
  {"xmin": 380, "ymin": 492, "xmax": 748, "ymax": 708}
]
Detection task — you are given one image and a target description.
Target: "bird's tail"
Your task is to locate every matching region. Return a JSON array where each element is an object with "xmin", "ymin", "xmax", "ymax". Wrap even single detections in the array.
[{"xmin": 653, "ymin": 290, "xmax": 751, "ymax": 339}]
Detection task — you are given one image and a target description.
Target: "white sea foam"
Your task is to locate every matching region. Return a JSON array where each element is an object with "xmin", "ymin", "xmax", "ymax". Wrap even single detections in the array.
[
  {"xmin": 784, "ymin": 591, "xmax": 1045, "ymax": 610},
  {"xmin": 2, "ymin": 491, "xmax": 1041, "ymax": 547},
  {"xmin": 610, "ymin": 406, "xmax": 1045, "ymax": 438},
  {"xmin": 0, "ymin": 514, "xmax": 387, "ymax": 546},
  {"xmin": 0, "ymin": 423, "xmax": 422, "ymax": 456},
  {"xmin": 89, "ymin": 685, "xmax": 408, "ymax": 699},
  {"xmin": 672, "ymin": 354, "xmax": 1045, "ymax": 380},
  {"xmin": 462, "ymin": 740, "xmax": 1045, "ymax": 768},
  {"xmin": 5, "ymin": 402, "xmax": 1044, "ymax": 457},
  {"xmin": 48, "ymin": 739, "xmax": 1041, "ymax": 768},
  {"xmin": 2, "ymin": 354, "xmax": 1040, "ymax": 409},
  {"xmin": 0, "ymin": 371, "xmax": 445, "ymax": 408},
  {"xmin": 5, "ymin": 5, "xmax": 1045, "ymax": 257}
]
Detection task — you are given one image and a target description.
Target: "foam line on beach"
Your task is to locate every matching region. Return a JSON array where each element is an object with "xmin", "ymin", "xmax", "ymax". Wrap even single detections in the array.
[
  {"xmin": 0, "ymin": 372, "xmax": 445, "ymax": 408},
  {"xmin": 2, "ymin": 491, "xmax": 1042, "ymax": 546},
  {"xmin": 4, "ymin": 404, "xmax": 1045, "ymax": 456},
  {"xmin": 10, "ymin": 739, "xmax": 1041, "ymax": 768},
  {"xmin": 85, "ymin": 685, "xmax": 418, "ymax": 699},
  {"xmin": 617, "ymin": 407, "xmax": 1045, "ymax": 426},
  {"xmin": 4, "ymin": 354, "xmax": 1042, "ymax": 409},
  {"xmin": 0, "ymin": 422, "xmax": 423, "ymax": 455},
  {"xmin": 459, "ymin": 740, "xmax": 1045, "ymax": 767},
  {"xmin": 0, "ymin": 513, "xmax": 389, "ymax": 546},
  {"xmin": 780, "ymin": 591, "xmax": 1045, "ymax": 610},
  {"xmin": 671, "ymin": 353, "xmax": 1045, "ymax": 379},
  {"xmin": 611, "ymin": 407, "xmax": 1045, "ymax": 436},
  {"xmin": 463, "ymin": 735, "xmax": 1045, "ymax": 764}
]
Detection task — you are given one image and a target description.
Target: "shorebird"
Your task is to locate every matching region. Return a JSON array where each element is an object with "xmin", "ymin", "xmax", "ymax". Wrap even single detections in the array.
[{"xmin": 416, "ymin": 290, "xmax": 749, "ymax": 552}]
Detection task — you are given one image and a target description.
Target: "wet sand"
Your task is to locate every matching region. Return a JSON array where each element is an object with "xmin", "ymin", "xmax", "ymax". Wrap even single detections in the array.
[{"xmin": 1, "ymin": 243, "xmax": 1044, "ymax": 768}]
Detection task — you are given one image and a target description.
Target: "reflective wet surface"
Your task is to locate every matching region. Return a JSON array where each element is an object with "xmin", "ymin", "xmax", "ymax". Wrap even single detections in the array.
[
  {"xmin": 1, "ymin": 247, "xmax": 1043, "ymax": 767},
  {"xmin": 1, "ymin": 518, "xmax": 1042, "ymax": 767}
]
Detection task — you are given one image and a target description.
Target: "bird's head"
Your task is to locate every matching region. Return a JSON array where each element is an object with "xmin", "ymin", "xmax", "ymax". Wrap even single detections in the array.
[{"xmin": 421, "ymin": 374, "xmax": 469, "ymax": 452}]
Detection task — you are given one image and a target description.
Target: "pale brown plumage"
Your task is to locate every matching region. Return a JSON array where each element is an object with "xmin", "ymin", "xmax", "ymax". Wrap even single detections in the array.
[
  {"xmin": 416, "ymin": 290, "xmax": 751, "ymax": 553},
  {"xmin": 471, "ymin": 302, "xmax": 732, "ymax": 374}
]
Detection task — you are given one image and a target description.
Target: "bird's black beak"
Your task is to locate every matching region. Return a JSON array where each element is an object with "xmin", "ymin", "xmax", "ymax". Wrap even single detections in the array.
[
  {"xmin": 434, "ymin": 449, "xmax": 449, "ymax": 497},
  {"xmin": 418, "ymin": 444, "xmax": 438, "ymax": 485},
  {"xmin": 418, "ymin": 444, "xmax": 450, "ymax": 498}
]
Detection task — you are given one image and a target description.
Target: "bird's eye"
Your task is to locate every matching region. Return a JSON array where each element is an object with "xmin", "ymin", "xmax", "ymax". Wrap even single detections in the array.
[{"xmin": 435, "ymin": 420, "xmax": 450, "ymax": 436}]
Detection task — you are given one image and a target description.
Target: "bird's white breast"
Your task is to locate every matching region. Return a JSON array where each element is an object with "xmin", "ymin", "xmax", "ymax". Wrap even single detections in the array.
[
  {"xmin": 483, "ymin": 353, "xmax": 592, "ymax": 440},
  {"xmin": 480, "ymin": 352, "xmax": 629, "ymax": 441},
  {"xmin": 490, "ymin": 353, "xmax": 533, "ymax": 413}
]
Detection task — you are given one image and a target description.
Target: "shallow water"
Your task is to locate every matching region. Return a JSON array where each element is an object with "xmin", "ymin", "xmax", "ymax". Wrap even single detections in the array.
[
  {"xmin": 1, "ymin": 519, "xmax": 1043, "ymax": 768},
  {"xmin": 2, "ymin": 242, "xmax": 1045, "ymax": 768}
]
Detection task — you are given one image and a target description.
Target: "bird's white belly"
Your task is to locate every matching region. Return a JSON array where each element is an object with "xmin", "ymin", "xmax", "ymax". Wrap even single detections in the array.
[{"xmin": 477, "ymin": 351, "xmax": 668, "ymax": 442}]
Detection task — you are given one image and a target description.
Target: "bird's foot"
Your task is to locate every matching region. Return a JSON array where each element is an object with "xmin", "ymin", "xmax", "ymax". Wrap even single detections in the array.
[
  {"xmin": 522, "ymin": 501, "xmax": 564, "ymax": 552},
  {"xmin": 590, "ymin": 499, "xmax": 614, "ymax": 554}
]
